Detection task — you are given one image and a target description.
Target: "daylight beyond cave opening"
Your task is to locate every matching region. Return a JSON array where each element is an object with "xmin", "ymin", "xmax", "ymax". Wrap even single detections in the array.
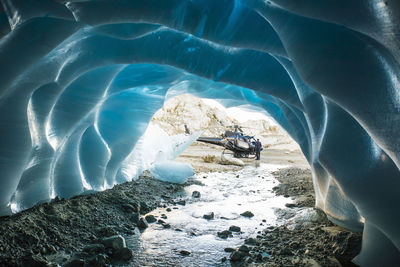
[{"xmin": 1, "ymin": 0, "xmax": 400, "ymax": 264}]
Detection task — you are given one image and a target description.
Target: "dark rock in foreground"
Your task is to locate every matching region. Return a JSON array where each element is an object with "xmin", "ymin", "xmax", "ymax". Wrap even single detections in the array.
[
  {"xmin": 100, "ymin": 235, "xmax": 126, "ymax": 250},
  {"xmin": 138, "ymin": 218, "xmax": 149, "ymax": 229},
  {"xmin": 113, "ymin": 247, "xmax": 133, "ymax": 261},
  {"xmin": 240, "ymin": 211, "xmax": 254, "ymax": 217},
  {"xmin": 230, "ymin": 251, "xmax": 246, "ymax": 261},
  {"xmin": 229, "ymin": 225, "xmax": 241, "ymax": 232},
  {"xmin": 180, "ymin": 250, "xmax": 190, "ymax": 256},
  {"xmin": 192, "ymin": 191, "xmax": 201, "ymax": 198},
  {"xmin": 203, "ymin": 212, "xmax": 214, "ymax": 220},
  {"xmin": 145, "ymin": 214, "xmax": 157, "ymax": 223},
  {"xmin": 217, "ymin": 230, "xmax": 232, "ymax": 239}
]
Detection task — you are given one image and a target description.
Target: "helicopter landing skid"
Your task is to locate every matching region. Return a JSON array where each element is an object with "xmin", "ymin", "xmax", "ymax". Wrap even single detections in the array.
[{"xmin": 222, "ymin": 149, "xmax": 256, "ymax": 159}]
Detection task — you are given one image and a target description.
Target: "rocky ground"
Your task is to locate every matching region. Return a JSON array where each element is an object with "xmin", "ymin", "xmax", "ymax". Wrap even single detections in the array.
[
  {"xmin": 227, "ymin": 168, "xmax": 363, "ymax": 267},
  {"xmin": 0, "ymin": 147, "xmax": 362, "ymax": 267},
  {"xmin": 0, "ymin": 172, "xmax": 200, "ymax": 267}
]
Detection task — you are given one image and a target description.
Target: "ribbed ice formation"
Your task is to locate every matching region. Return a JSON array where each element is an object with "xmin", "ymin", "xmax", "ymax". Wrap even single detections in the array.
[{"xmin": 0, "ymin": 0, "xmax": 399, "ymax": 264}]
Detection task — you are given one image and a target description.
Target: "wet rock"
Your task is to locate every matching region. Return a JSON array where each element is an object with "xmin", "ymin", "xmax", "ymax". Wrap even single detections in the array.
[
  {"xmin": 192, "ymin": 191, "xmax": 201, "ymax": 198},
  {"xmin": 180, "ymin": 250, "xmax": 190, "ymax": 256},
  {"xmin": 166, "ymin": 208, "xmax": 172, "ymax": 212},
  {"xmin": 224, "ymin": 247, "xmax": 235, "ymax": 252},
  {"xmin": 139, "ymin": 202, "xmax": 150, "ymax": 214},
  {"xmin": 87, "ymin": 254, "xmax": 107, "ymax": 266},
  {"xmin": 157, "ymin": 219, "xmax": 165, "ymax": 224},
  {"xmin": 138, "ymin": 218, "xmax": 149, "ymax": 229},
  {"xmin": 221, "ymin": 257, "xmax": 227, "ymax": 262},
  {"xmin": 244, "ymin": 238, "xmax": 257, "ymax": 246},
  {"xmin": 162, "ymin": 223, "xmax": 171, "ymax": 229},
  {"xmin": 238, "ymin": 245, "xmax": 250, "ymax": 253},
  {"xmin": 21, "ymin": 254, "xmax": 49, "ymax": 267},
  {"xmin": 83, "ymin": 244, "xmax": 105, "ymax": 255},
  {"xmin": 240, "ymin": 211, "xmax": 254, "ymax": 218},
  {"xmin": 145, "ymin": 215, "xmax": 157, "ymax": 223},
  {"xmin": 217, "ymin": 230, "xmax": 232, "ymax": 239},
  {"xmin": 285, "ymin": 203, "xmax": 296, "ymax": 208},
  {"xmin": 177, "ymin": 200, "xmax": 186, "ymax": 206},
  {"xmin": 130, "ymin": 212, "xmax": 140, "ymax": 224},
  {"xmin": 113, "ymin": 247, "xmax": 133, "ymax": 261},
  {"xmin": 230, "ymin": 251, "xmax": 246, "ymax": 261},
  {"xmin": 203, "ymin": 212, "xmax": 214, "ymax": 220},
  {"xmin": 161, "ymin": 214, "xmax": 168, "ymax": 219},
  {"xmin": 229, "ymin": 225, "xmax": 241, "ymax": 232},
  {"xmin": 100, "ymin": 235, "xmax": 126, "ymax": 250}
]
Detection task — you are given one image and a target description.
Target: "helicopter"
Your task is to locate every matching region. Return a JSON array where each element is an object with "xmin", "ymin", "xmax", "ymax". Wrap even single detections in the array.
[{"xmin": 196, "ymin": 125, "xmax": 262, "ymax": 158}]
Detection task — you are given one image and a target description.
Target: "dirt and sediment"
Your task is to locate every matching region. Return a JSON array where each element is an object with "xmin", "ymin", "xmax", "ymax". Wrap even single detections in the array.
[{"xmin": 0, "ymin": 144, "xmax": 362, "ymax": 266}]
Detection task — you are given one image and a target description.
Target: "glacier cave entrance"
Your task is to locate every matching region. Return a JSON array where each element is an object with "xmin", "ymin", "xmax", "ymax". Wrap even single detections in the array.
[{"xmin": 1, "ymin": 0, "xmax": 400, "ymax": 265}]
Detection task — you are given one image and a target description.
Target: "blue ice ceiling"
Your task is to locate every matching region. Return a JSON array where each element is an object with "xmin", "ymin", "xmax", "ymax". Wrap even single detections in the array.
[{"xmin": 0, "ymin": 0, "xmax": 399, "ymax": 265}]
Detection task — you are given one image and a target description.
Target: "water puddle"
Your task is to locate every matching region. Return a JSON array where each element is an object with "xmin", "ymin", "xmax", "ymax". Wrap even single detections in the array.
[{"xmin": 127, "ymin": 164, "xmax": 290, "ymax": 266}]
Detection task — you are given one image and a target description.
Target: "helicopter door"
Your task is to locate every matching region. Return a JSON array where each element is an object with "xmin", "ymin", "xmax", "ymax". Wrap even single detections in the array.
[{"xmin": 236, "ymin": 139, "xmax": 249, "ymax": 149}]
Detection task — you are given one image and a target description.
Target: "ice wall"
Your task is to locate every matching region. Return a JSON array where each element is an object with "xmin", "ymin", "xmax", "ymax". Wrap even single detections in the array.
[{"xmin": 0, "ymin": 0, "xmax": 399, "ymax": 264}]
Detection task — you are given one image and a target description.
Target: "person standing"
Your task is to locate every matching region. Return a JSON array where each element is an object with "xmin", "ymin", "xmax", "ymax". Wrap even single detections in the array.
[
  {"xmin": 184, "ymin": 124, "xmax": 191, "ymax": 134},
  {"xmin": 255, "ymin": 139, "xmax": 262, "ymax": 160}
]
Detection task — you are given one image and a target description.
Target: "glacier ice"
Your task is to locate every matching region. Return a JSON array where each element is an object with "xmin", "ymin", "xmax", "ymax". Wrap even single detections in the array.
[
  {"xmin": 150, "ymin": 162, "xmax": 194, "ymax": 184},
  {"xmin": 0, "ymin": 0, "xmax": 399, "ymax": 264},
  {"xmin": 118, "ymin": 123, "xmax": 201, "ymax": 183}
]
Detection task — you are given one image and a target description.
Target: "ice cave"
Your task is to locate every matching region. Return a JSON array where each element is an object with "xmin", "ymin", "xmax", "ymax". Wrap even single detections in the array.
[{"xmin": 0, "ymin": 0, "xmax": 399, "ymax": 265}]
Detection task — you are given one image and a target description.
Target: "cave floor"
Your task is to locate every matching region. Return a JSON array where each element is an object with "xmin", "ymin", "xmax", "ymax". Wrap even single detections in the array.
[{"xmin": 0, "ymin": 144, "xmax": 361, "ymax": 266}]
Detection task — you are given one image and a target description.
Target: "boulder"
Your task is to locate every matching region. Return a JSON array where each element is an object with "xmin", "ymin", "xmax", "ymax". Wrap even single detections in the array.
[
  {"xmin": 203, "ymin": 212, "xmax": 214, "ymax": 220},
  {"xmin": 177, "ymin": 200, "xmax": 186, "ymax": 206},
  {"xmin": 180, "ymin": 250, "xmax": 190, "ymax": 256},
  {"xmin": 217, "ymin": 230, "xmax": 232, "ymax": 239},
  {"xmin": 138, "ymin": 218, "xmax": 149, "ymax": 229},
  {"xmin": 192, "ymin": 191, "xmax": 201, "ymax": 198},
  {"xmin": 83, "ymin": 244, "xmax": 105, "ymax": 255},
  {"xmin": 229, "ymin": 226, "xmax": 241, "ymax": 232},
  {"xmin": 100, "ymin": 235, "xmax": 126, "ymax": 250},
  {"xmin": 238, "ymin": 245, "xmax": 250, "ymax": 253},
  {"xmin": 145, "ymin": 215, "xmax": 157, "ymax": 223},
  {"xmin": 230, "ymin": 251, "xmax": 246, "ymax": 261},
  {"xmin": 113, "ymin": 247, "xmax": 133, "ymax": 261},
  {"xmin": 240, "ymin": 211, "xmax": 254, "ymax": 218},
  {"xmin": 130, "ymin": 212, "xmax": 140, "ymax": 224},
  {"xmin": 244, "ymin": 238, "xmax": 257, "ymax": 246},
  {"xmin": 87, "ymin": 254, "xmax": 107, "ymax": 266}
]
